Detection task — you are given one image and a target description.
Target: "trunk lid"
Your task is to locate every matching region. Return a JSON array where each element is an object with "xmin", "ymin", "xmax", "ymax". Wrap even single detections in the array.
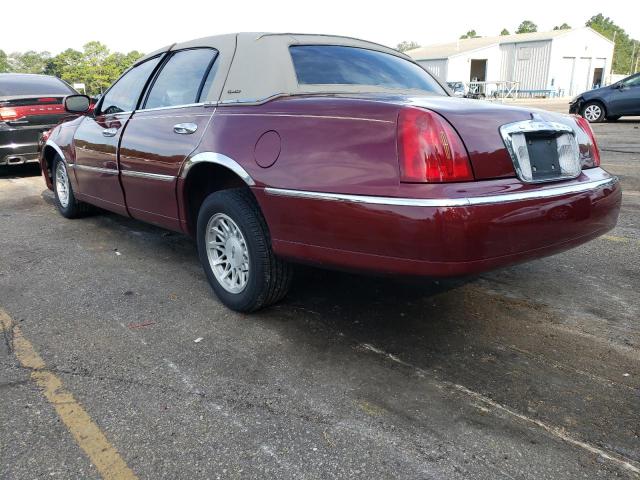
[
  {"xmin": 404, "ymin": 96, "xmax": 537, "ymax": 180},
  {"xmin": 0, "ymin": 95, "xmax": 67, "ymax": 128}
]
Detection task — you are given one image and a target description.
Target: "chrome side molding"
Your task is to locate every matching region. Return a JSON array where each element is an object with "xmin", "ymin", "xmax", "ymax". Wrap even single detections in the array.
[
  {"xmin": 181, "ymin": 152, "xmax": 255, "ymax": 185},
  {"xmin": 265, "ymin": 176, "xmax": 619, "ymax": 208},
  {"xmin": 71, "ymin": 164, "xmax": 119, "ymax": 175},
  {"xmin": 121, "ymin": 170, "xmax": 176, "ymax": 182}
]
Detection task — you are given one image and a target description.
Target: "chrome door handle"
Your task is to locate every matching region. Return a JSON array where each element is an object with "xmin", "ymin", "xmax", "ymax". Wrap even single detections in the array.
[
  {"xmin": 102, "ymin": 127, "xmax": 118, "ymax": 137},
  {"xmin": 173, "ymin": 123, "xmax": 198, "ymax": 135}
]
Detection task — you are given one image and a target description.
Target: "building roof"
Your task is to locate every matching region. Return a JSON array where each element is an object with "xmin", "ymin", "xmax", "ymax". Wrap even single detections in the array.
[{"xmin": 405, "ymin": 27, "xmax": 610, "ymax": 61}]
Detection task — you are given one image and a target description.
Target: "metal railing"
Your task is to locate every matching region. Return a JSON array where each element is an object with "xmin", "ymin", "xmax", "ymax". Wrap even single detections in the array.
[{"xmin": 465, "ymin": 81, "xmax": 520, "ymax": 101}]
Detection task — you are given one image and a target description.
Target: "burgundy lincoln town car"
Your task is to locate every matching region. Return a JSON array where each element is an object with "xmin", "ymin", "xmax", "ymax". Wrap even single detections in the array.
[{"xmin": 39, "ymin": 33, "xmax": 621, "ymax": 312}]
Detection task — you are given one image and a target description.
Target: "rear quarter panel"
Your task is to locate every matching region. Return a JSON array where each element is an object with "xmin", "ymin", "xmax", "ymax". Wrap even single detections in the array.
[{"xmin": 198, "ymin": 97, "xmax": 402, "ymax": 196}]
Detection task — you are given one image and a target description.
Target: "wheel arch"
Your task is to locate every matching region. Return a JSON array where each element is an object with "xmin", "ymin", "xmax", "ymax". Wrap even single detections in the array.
[
  {"xmin": 582, "ymin": 98, "xmax": 608, "ymax": 118},
  {"xmin": 180, "ymin": 152, "xmax": 258, "ymax": 236},
  {"xmin": 42, "ymin": 141, "xmax": 66, "ymax": 186}
]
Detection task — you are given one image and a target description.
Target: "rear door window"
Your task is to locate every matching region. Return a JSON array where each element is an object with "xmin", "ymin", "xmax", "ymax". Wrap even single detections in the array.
[
  {"xmin": 98, "ymin": 56, "xmax": 161, "ymax": 115},
  {"xmin": 143, "ymin": 49, "xmax": 218, "ymax": 109},
  {"xmin": 289, "ymin": 45, "xmax": 445, "ymax": 94},
  {"xmin": 0, "ymin": 75, "xmax": 75, "ymax": 96}
]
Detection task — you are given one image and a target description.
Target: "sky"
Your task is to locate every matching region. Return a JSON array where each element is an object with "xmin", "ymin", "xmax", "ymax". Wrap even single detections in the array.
[{"xmin": 1, "ymin": 0, "xmax": 639, "ymax": 55}]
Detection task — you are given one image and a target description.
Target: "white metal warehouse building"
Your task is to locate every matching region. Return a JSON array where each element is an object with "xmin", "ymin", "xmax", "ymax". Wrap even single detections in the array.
[{"xmin": 406, "ymin": 28, "xmax": 614, "ymax": 97}]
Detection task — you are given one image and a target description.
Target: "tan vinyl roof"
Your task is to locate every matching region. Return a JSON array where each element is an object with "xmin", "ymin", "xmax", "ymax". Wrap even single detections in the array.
[
  {"xmin": 405, "ymin": 28, "xmax": 609, "ymax": 61},
  {"xmin": 134, "ymin": 33, "xmax": 428, "ymax": 105}
]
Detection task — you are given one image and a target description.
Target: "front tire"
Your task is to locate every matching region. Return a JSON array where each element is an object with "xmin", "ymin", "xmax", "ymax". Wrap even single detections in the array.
[
  {"xmin": 197, "ymin": 188, "xmax": 292, "ymax": 312},
  {"xmin": 53, "ymin": 157, "xmax": 90, "ymax": 218},
  {"xmin": 581, "ymin": 101, "xmax": 606, "ymax": 123}
]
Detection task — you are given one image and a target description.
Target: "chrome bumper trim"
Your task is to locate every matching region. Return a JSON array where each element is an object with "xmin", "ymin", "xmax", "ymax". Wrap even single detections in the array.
[
  {"xmin": 0, "ymin": 142, "xmax": 38, "ymax": 149},
  {"xmin": 264, "ymin": 177, "xmax": 619, "ymax": 208}
]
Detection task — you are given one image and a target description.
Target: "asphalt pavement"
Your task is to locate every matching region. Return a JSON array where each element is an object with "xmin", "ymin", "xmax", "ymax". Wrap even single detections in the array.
[{"xmin": 1, "ymin": 102, "xmax": 638, "ymax": 479}]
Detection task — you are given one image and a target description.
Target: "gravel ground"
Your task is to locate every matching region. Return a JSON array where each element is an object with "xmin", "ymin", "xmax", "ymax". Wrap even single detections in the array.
[{"xmin": 1, "ymin": 102, "xmax": 638, "ymax": 479}]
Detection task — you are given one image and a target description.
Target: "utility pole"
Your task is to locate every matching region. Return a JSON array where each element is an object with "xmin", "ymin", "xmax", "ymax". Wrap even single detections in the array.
[
  {"xmin": 631, "ymin": 41, "xmax": 637, "ymax": 74},
  {"xmin": 611, "ymin": 30, "xmax": 617, "ymax": 75}
]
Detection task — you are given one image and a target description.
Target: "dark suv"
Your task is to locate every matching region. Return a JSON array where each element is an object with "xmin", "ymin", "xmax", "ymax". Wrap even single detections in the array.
[
  {"xmin": 0, "ymin": 73, "xmax": 77, "ymax": 167},
  {"xmin": 570, "ymin": 72, "xmax": 640, "ymax": 123}
]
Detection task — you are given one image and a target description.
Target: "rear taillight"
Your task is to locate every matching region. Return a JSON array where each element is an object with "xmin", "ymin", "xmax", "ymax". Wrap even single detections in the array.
[
  {"xmin": 573, "ymin": 115, "xmax": 601, "ymax": 168},
  {"xmin": 0, "ymin": 107, "xmax": 18, "ymax": 121},
  {"xmin": 397, "ymin": 107, "xmax": 474, "ymax": 183}
]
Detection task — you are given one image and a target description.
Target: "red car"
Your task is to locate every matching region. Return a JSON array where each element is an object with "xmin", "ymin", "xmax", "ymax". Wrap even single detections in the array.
[
  {"xmin": 1, "ymin": 73, "xmax": 77, "ymax": 167},
  {"xmin": 40, "ymin": 33, "xmax": 621, "ymax": 312}
]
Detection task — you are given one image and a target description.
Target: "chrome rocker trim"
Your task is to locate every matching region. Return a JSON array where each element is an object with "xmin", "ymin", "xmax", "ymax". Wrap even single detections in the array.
[{"xmin": 264, "ymin": 177, "xmax": 619, "ymax": 208}]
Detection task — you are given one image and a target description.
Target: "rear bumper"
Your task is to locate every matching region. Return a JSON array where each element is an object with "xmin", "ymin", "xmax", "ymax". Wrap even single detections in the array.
[
  {"xmin": 256, "ymin": 169, "xmax": 621, "ymax": 277},
  {"xmin": 0, "ymin": 127, "xmax": 45, "ymax": 166},
  {"xmin": 0, "ymin": 146, "xmax": 40, "ymax": 165}
]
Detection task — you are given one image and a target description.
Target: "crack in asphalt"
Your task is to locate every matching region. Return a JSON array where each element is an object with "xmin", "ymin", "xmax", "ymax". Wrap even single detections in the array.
[
  {"xmin": 2, "ymin": 324, "xmax": 14, "ymax": 354},
  {"xmin": 0, "ymin": 379, "xmax": 31, "ymax": 390},
  {"xmin": 0, "ymin": 360, "xmax": 331, "ymax": 427},
  {"xmin": 356, "ymin": 342, "xmax": 640, "ymax": 476},
  {"xmin": 601, "ymin": 148, "xmax": 640, "ymax": 154}
]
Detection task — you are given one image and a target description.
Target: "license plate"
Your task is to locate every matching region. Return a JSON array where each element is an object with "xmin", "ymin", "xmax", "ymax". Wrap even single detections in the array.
[
  {"xmin": 500, "ymin": 118, "xmax": 582, "ymax": 184},
  {"xmin": 525, "ymin": 134, "xmax": 562, "ymax": 182},
  {"xmin": 508, "ymin": 131, "xmax": 580, "ymax": 183}
]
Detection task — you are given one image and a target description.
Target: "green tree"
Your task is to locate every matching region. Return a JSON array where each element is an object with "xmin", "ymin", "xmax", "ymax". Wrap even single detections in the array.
[
  {"xmin": 43, "ymin": 43, "xmax": 144, "ymax": 95},
  {"xmin": 8, "ymin": 50, "xmax": 51, "ymax": 74},
  {"xmin": 3, "ymin": 43, "xmax": 144, "ymax": 95},
  {"xmin": 516, "ymin": 20, "xmax": 537, "ymax": 34},
  {"xmin": 80, "ymin": 41, "xmax": 112, "ymax": 94},
  {"xmin": 553, "ymin": 23, "xmax": 571, "ymax": 30},
  {"xmin": 45, "ymin": 48, "xmax": 83, "ymax": 78},
  {"xmin": 0, "ymin": 49, "xmax": 9, "ymax": 73},
  {"xmin": 460, "ymin": 30, "xmax": 479, "ymax": 39},
  {"xmin": 587, "ymin": 13, "xmax": 638, "ymax": 74},
  {"xmin": 500, "ymin": 28, "xmax": 510, "ymax": 36},
  {"xmin": 396, "ymin": 41, "xmax": 420, "ymax": 53}
]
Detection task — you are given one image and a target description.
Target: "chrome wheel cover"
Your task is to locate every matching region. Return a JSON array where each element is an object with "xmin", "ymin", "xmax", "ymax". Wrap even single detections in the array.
[
  {"xmin": 205, "ymin": 213, "xmax": 249, "ymax": 294},
  {"xmin": 584, "ymin": 104, "xmax": 601, "ymax": 122},
  {"xmin": 55, "ymin": 161, "xmax": 70, "ymax": 208}
]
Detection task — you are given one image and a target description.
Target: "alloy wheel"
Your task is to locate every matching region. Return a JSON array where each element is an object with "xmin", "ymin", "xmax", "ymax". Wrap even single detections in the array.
[
  {"xmin": 205, "ymin": 213, "xmax": 250, "ymax": 294},
  {"xmin": 55, "ymin": 161, "xmax": 70, "ymax": 208},
  {"xmin": 583, "ymin": 104, "xmax": 602, "ymax": 122}
]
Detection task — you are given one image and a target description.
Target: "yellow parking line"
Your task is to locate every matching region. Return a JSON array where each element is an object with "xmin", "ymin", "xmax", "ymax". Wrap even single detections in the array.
[
  {"xmin": 602, "ymin": 235, "xmax": 629, "ymax": 243},
  {"xmin": 602, "ymin": 235, "xmax": 640, "ymax": 246},
  {"xmin": 0, "ymin": 309, "xmax": 138, "ymax": 480}
]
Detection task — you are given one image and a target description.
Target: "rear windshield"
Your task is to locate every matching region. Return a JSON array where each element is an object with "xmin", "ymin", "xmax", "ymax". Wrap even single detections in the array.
[
  {"xmin": 0, "ymin": 75, "xmax": 75, "ymax": 96},
  {"xmin": 289, "ymin": 45, "xmax": 445, "ymax": 94}
]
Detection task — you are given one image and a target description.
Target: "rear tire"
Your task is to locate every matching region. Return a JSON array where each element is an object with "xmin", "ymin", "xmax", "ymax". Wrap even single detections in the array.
[
  {"xmin": 197, "ymin": 188, "xmax": 292, "ymax": 312},
  {"xmin": 53, "ymin": 157, "xmax": 91, "ymax": 218},
  {"xmin": 581, "ymin": 101, "xmax": 606, "ymax": 123}
]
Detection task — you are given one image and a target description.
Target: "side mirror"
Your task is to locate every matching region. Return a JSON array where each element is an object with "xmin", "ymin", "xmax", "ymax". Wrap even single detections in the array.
[{"xmin": 64, "ymin": 94, "xmax": 91, "ymax": 113}]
